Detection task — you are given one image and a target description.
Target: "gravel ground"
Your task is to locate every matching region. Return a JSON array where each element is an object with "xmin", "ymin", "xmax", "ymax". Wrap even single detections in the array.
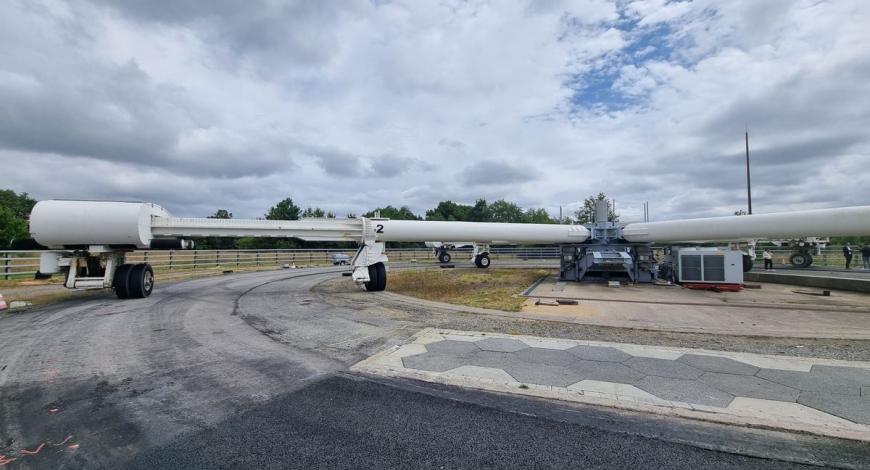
[{"xmin": 316, "ymin": 277, "xmax": 870, "ymax": 361}]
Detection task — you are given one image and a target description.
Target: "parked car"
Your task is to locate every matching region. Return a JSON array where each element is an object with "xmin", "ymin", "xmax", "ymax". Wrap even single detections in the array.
[{"xmin": 330, "ymin": 253, "xmax": 351, "ymax": 265}]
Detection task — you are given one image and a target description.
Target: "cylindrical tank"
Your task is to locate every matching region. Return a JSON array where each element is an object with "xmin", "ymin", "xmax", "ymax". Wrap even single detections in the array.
[
  {"xmin": 30, "ymin": 200, "xmax": 169, "ymax": 249},
  {"xmin": 375, "ymin": 220, "xmax": 589, "ymax": 244},
  {"xmin": 622, "ymin": 206, "xmax": 870, "ymax": 242}
]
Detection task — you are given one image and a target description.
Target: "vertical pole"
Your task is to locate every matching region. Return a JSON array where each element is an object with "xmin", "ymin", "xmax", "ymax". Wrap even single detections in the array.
[
  {"xmin": 745, "ymin": 130, "xmax": 752, "ymax": 215},
  {"xmin": 3, "ymin": 253, "xmax": 9, "ymax": 280},
  {"xmin": 169, "ymin": 250, "xmax": 174, "ymax": 271}
]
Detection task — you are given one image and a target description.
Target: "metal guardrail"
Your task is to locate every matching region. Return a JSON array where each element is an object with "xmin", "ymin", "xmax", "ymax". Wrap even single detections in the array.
[{"xmin": 1, "ymin": 246, "xmax": 865, "ymax": 280}]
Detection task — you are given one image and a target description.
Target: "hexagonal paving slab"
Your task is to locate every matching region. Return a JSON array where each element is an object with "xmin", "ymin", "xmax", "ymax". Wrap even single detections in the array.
[
  {"xmin": 699, "ymin": 372, "xmax": 799, "ymax": 402},
  {"xmin": 811, "ymin": 365, "xmax": 870, "ymax": 386},
  {"xmin": 677, "ymin": 354, "xmax": 759, "ymax": 376},
  {"xmin": 425, "ymin": 340, "xmax": 480, "ymax": 355},
  {"xmin": 635, "ymin": 376, "xmax": 734, "ymax": 408},
  {"xmin": 757, "ymin": 369, "xmax": 862, "ymax": 396},
  {"xmin": 798, "ymin": 391, "xmax": 870, "ymax": 425},
  {"xmin": 567, "ymin": 360, "xmax": 645, "ymax": 384},
  {"xmin": 567, "ymin": 345, "xmax": 631, "ymax": 362},
  {"xmin": 502, "ymin": 362, "xmax": 585, "ymax": 387},
  {"xmin": 514, "ymin": 348, "xmax": 577, "ymax": 367},
  {"xmin": 625, "ymin": 357, "xmax": 703, "ymax": 380},
  {"xmin": 402, "ymin": 353, "xmax": 466, "ymax": 372},
  {"xmin": 475, "ymin": 337, "xmax": 529, "ymax": 353},
  {"xmin": 466, "ymin": 350, "xmax": 521, "ymax": 370}
]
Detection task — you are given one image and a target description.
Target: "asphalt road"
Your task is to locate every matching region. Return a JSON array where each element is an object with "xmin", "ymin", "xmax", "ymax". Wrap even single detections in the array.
[{"xmin": 1, "ymin": 267, "xmax": 867, "ymax": 469}]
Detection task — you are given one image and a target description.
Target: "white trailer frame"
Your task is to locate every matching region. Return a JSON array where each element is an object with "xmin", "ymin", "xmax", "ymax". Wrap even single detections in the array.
[{"xmin": 27, "ymin": 200, "xmax": 870, "ymax": 299}]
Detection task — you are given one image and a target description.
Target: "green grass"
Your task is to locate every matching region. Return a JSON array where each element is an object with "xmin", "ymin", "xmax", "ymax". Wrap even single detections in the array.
[{"xmin": 386, "ymin": 268, "xmax": 551, "ymax": 312}]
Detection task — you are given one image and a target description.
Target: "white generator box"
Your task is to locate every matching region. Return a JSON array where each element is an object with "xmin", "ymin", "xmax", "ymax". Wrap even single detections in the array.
[{"xmin": 676, "ymin": 247, "xmax": 743, "ymax": 284}]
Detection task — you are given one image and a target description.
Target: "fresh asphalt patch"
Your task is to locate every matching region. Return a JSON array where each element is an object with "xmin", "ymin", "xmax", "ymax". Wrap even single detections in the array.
[{"xmin": 121, "ymin": 374, "xmax": 860, "ymax": 470}]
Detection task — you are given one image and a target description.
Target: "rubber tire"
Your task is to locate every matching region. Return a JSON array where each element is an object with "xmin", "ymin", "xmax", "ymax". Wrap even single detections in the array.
[
  {"xmin": 742, "ymin": 255, "xmax": 753, "ymax": 272},
  {"xmin": 113, "ymin": 264, "xmax": 133, "ymax": 299},
  {"xmin": 789, "ymin": 253, "xmax": 812, "ymax": 268},
  {"xmin": 128, "ymin": 263, "xmax": 154, "ymax": 298},
  {"xmin": 364, "ymin": 262, "xmax": 386, "ymax": 292},
  {"xmin": 475, "ymin": 253, "xmax": 491, "ymax": 269},
  {"xmin": 376, "ymin": 263, "xmax": 387, "ymax": 291},
  {"xmin": 438, "ymin": 252, "xmax": 451, "ymax": 263}
]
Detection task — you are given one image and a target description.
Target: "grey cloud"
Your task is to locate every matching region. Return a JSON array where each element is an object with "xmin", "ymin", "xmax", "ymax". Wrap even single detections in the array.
[
  {"xmin": 313, "ymin": 149, "xmax": 366, "ymax": 177},
  {"xmin": 370, "ymin": 155, "xmax": 413, "ymax": 178},
  {"xmin": 94, "ymin": 0, "xmax": 370, "ymax": 68},
  {"xmin": 460, "ymin": 160, "xmax": 539, "ymax": 186}
]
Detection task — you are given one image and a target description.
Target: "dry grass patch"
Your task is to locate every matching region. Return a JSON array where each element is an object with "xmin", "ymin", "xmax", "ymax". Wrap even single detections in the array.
[{"xmin": 387, "ymin": 268, "xmax": 552, "ymax": 312}]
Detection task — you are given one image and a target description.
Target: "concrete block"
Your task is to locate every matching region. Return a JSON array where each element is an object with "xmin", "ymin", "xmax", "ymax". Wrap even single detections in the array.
[
  {"xmin": 475, "ymin": 337, "xmax": 529, "ymax": 353},
  {"xmin": 566, "ymin": 345, "xmax": 631, "ymax": 363},
  {"xmin": 625, "ymin": 357, "xmax": 703, "ymax": 380},
  {"xmin": 635, "ymin": 376, "xmax": 734, "ymax": 408},
  {"xmin": 677, "ymin": 354, "xmax": 759, "ymax": 376},
  {"xmin": 699, "ymin": 372, "xmax": 799, "ymax": 402}
]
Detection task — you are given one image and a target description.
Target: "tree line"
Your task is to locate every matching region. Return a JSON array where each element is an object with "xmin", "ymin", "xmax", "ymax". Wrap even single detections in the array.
[{"xmin": 1, "ymin": 188, "xmax": 674, "ymax": 250}]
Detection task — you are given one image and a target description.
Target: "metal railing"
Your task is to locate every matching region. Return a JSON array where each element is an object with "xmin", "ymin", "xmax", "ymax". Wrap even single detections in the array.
[{"xmin": 1, "ymin": 246, "xmax": 866, "ymax": 280}]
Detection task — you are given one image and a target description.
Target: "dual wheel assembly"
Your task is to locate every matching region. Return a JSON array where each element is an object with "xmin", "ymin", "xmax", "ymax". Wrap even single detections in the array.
[
  {"xmin": 437, "ymin": 250, "xmax": 490, "ymax": 268},
  {"xmin": 474, "ymin": 253, "xmax": 490, "ymax": 268},
  {"xmin": 113, "ymin": 263, "xmax": 154, "ymax": 299},
  {"xmin": 364, "ymin": 262, "xmax": 387, "ymax": 292}
]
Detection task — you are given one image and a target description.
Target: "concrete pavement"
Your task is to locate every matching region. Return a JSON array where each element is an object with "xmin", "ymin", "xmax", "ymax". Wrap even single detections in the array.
[{"xmin": 354, "ymin": 328, "xmax": 870, "ymax": 441}]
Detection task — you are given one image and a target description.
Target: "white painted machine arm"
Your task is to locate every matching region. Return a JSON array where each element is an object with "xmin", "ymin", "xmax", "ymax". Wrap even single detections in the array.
[{"xmin": 621, "ymin": 205, "xmax": 870, "ymax": 243}]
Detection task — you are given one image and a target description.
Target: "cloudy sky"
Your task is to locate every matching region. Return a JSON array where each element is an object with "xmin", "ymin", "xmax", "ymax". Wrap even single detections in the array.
[{"xmin": 1, "ymin": 0, "xmax": 869, "ymax": 222}]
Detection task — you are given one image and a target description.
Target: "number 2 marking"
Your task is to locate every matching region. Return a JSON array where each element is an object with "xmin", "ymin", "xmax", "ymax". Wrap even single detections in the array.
[{"xmin": 375, "ymin": 224, "xmax": 384, "ymax": 233}]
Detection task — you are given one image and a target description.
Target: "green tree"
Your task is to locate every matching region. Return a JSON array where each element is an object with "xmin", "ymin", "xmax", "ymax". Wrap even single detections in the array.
[
  {"xmin": 266, "ymin": 198, "xmax": 301, "ymax": 220},
  {"xmin": 0, "ymin": 189, "xmax": 37, "ymax": 220},
  {"xmin": 425, "ymin": 201, "xmax": 471, "ymax": 221},
  {"xmin": 364, "ymin": 205, "xmax": 421, "ymax": 220},
  {"xmin": 574, "ymin": 193, "xmax": 619, "ymax": 224},
  {"xmin": 0, "ymin": 189, "xmax": 36, "ymax": 248},
  {"xmin": 524, "ymin": 208, "xmax": 554, "ymax": 224},
  {"xmin": 196, "ymin": 209, "xmax": 236, "ymax": 249},
  {"xmin": 302, "ymin": 207, "xmax": 325, "ymax": 218},
  {"xmin": 0, "ymin": 206, "xmax": 28, "ymax": 248},
  {"xmin": 210, "ymin": 209, "xmax": 232, "ymax": 219},
  {"xmin": 488, "ymin": 199, "xmax": 525, "ymax": 223},
  {"xmin": 467, "ymin": 199, "xmax": 490, "ymax": 222}
]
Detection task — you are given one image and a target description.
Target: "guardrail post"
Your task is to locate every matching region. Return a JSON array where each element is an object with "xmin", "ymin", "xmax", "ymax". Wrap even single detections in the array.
[
  {"xmin": 144, "ymin": 251, "xmax": 149, "ymax": 264},
  {"xmin": 193, "ymin": 251, "xmax": 198, "ymax": 270},
  {"xmin": 169, "ymin": 250, "xmax": 174, "ymax": 271},
  {"xmin": 216, "ymin": 250, "xmax": 221, "ymax": 267},
  {"xmin": 256, "ymin": 250, "xmax": 261, "ymax": 267},
  {"xmin": 236, "ymin": 251, "xmax": 240, "ymax": 267},
  {"xmin": 3, "ymin": 252, "xmax": 9, "ymax": 280},
  {"xmin": 275, "ymin": 251, "xmax": 279, "ymax": 265}
]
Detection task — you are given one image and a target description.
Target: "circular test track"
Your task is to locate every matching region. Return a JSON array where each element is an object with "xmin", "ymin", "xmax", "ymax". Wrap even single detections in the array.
[{"xmin": 1, "ymin": 264, "xmax": 868, "ymax": 469}]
